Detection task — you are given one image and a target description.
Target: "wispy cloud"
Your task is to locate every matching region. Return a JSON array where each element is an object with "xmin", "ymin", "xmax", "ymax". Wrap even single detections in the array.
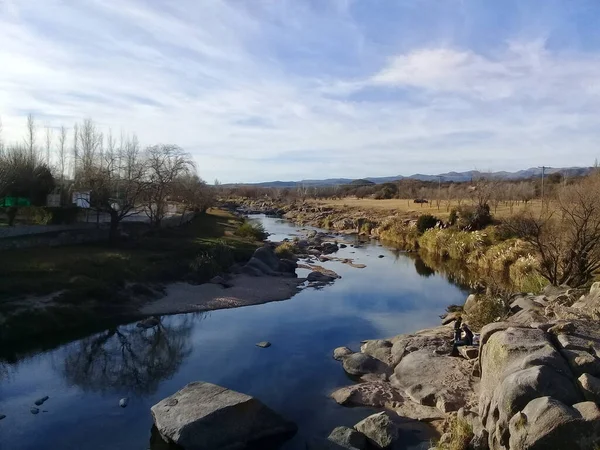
[{"xmin": 1, "ymin": 0, "xmax": 600, "ymax": 182}]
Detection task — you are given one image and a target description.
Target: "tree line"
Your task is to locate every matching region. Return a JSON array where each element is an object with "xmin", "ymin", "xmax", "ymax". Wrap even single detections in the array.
[{"xmin": 0, "ymin": 115, "xmax": 213, "ymax": 239}]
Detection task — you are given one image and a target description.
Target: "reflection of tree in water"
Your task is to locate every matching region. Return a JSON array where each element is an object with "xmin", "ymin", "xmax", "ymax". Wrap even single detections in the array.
[
  {"xmin": 60, "ymin": 314, "xmax": 201, "ymax": 396},
  {"xmin": 413, "ymin": 257, "xmax": 435, "ymax": 278}
]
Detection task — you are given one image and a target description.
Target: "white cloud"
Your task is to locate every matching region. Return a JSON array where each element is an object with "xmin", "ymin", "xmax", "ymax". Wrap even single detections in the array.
[{"xmin": 1, "ymin": 1, "xmax": 600, "ymax": 182}]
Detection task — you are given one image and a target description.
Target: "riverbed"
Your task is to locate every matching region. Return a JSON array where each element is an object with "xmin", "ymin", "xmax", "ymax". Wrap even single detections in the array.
[{"xmin": 0, "ymin": 215, "xmax": 470, "ymax": 450}]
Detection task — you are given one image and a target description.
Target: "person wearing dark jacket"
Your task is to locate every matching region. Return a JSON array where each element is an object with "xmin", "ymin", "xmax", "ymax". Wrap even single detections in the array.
[
  {"xmin": 453, "ymin": 316, "xmax": 463, "ymax": 342},
  {"xmin": 451, "ymin": 323, "xmax": 474, "ymax": 356}
]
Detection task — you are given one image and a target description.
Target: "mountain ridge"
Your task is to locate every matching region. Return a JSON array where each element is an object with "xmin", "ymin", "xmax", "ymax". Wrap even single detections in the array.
[{"xmin": 226, "ymin": 167, "xmax": 592, "ymax": 187}]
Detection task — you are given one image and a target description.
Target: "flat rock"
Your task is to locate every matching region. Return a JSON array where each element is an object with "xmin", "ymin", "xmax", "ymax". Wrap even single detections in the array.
[
  {"xmin": 256, "ymin": 341, "xmax": 271, "ymax": 348},
  {"xmin": 307, "ymin": 271, "xmax": 336, "ymax": 283},
  {"xmin": 405, "ymin": 384, "xmax": 437, "ymax": 407},
  {"xmin": 360, "ymin": 340, "xmax": 393, "ymax": 365},
  {"xmin": 151, "ymin": 381, "xmax": 296, "ymax": 450},
  {"xmin": 30, "ymin": 407, "xmax": 39, "ymax": 415},
  {"xmin": 331, "ymin": 382, "xmax": 402, "ymax": 408},
  {"xmin": 333, "ymin": 347, "xmax": 354, "ymax": 361},
  {"xmin": 560, "ymin": 349, "xmax": 600, "ymax": 377},
  {"xmin": 354, "ymin": 412, "xmax": 399, "ymax": 449}
]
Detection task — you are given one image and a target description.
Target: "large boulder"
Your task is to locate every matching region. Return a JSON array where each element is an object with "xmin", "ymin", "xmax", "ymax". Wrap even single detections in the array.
[
  {"xmin": 578, "ymin": 373, "xmax": 600, "ymax": 403},
  {"xmin": 508, "ymin": 397, "xmax": 600, "ymax": 450},
  {"xmin": 327, "ymin": 426, "xmax": 368, "ymax": 450},
  {"xmin": 342, "ymin": 353, "xmax": 391, "ymax": 379},
  {"xmin": 244, "ymin": 257, "xmax": 275, "ymax": 276},
  {"xmin": 354, "ymin": 412, "xmax": 399, "ymax": 449},
  {"xmin": 333, "ymin": 347, "xmax": 354, "ymax": 361},
  {"xmin": 360, "ymin": 340, "xmax": 393, "ymax": 365},
  {"xmin": 463, "ymin": 294, "xmax": 479, "ymax": 313},
  {"xmin": 151, "ymin": 382, "xmax": 296, "ymax": 450},
  {"xmin": 307, "ymin": 271, "xmax": 336, "ymax": 283}
]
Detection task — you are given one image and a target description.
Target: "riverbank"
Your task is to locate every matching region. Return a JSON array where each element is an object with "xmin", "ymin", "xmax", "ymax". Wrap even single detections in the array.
[
  {"xmin": 0, "ymin": 209, "xmax": 260, "ymax": 347},
  {"xmin": 235, "ymin": 198, "xmax": 546, "ymax": 293},
  {"xmin": 325, "ymin": 284, "xmax": 600, "ymax": 450}
]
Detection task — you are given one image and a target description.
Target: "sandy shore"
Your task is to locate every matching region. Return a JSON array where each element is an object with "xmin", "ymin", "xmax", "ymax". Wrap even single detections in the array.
[{"xmin": 139, "ymin": 274, "xmax": 306, "ymax": 316}]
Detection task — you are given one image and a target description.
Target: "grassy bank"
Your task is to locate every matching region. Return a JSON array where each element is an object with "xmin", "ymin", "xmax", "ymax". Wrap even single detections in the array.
[{"xmin": 0, "ymin": 209, "xmax": 259, "ymax": 347}]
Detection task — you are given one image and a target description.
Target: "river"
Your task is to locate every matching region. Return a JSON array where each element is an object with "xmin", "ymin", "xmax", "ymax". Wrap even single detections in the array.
[{"xmin": 0, "ymin": 215, "xmax": 470, "ymax": 450}]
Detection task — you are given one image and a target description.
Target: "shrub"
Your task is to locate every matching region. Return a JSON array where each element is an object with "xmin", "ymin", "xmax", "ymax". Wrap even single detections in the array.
[
  {"xmin": 22, "ymin": 206, "xmax": 53, "ymax": 225},
  {"xmin": 448, "ymin": 209, "xmax": 458, "ymax": 226},
  {"xmin": 47, "ymin": 206, "xmax": 80, "ymax": 224},
  {"xmin": 209, "ymin": 240, "xmax": 235, "ymax": 268},
  {"xmin": 456, "ymin": 204, "xmax": 492, "ymax": 231},
  {"xmin": 275, "ymin": 242, "xmax": 297, "ymax": 259},
  {"xmin": 189, "ymin": 252, "xmax": 221, "ymax": 281},
  {"xmin": 234, "ymin": 220, "xmax": 267, "ymax": 241},
  {"xmin": 416, "ymin": 214, "xmax": 439, "ymax": 234},
  {"xmin": 464, "ymin": 294, "xmax": 510, "ymax": 331},
  {"xmin": 433, "ymin": 417, "xmax": 473, "ymax": 450}
]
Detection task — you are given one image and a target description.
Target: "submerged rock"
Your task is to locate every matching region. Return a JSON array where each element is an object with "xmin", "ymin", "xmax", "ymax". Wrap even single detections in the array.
[
  {"xmin": 256, "ymin": 341, "xmax": 271, "ymax": 348},
  {"xmin": 119, "ymin": 397, "xmax": 129, "ymax": 408},
  {"xmin": 34, "ymin": 396, "xmax": 49, "ymax": 406},
  {"xmin": 30, "ymin": 407, "xmax": 39, "ymax": 415},
  {"xmin": 307, "ymin": 271, "xmax": 336, "ymax": 283},
  {"xmin": 151, "ymin": 381, "xmax": 296, "ymax": 450},
  {"xmin": 342, "ymin": 353, "xmax": 391, "ymax": 379},
  {"xmin": 0, "ymin": 414, "xmax": 5, "ymax": 420}
]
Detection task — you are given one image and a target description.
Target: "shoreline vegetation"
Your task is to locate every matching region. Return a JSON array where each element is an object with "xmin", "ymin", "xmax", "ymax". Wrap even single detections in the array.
[{"xmin": 0, "ymin": 209, "xmax": 263, "ymax": 351}]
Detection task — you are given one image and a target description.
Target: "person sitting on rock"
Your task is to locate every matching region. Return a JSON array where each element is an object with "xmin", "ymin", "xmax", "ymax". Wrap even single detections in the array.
[
  {"xmin": 451, "ymin": 323, "xmax": 474, "ymax": 356},
  {"xmin": 453, "ymin": 316, "xmax": 463, "ymax": 342}
]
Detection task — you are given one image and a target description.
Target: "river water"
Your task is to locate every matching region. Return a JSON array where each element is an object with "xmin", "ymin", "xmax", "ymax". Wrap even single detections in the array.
[{"xmin": 0, "ymin": 215, "xmax": 470, "ymax": 450}]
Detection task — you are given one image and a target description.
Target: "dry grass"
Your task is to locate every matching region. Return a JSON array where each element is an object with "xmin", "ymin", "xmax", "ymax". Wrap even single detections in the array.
[{"xmin": 312, "ymin": 198, "xmax": 544, "ymax": 220}]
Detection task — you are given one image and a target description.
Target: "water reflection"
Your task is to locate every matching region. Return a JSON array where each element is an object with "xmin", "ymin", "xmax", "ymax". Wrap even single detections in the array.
[
  {"xmin": 413, "ymin": 257, "xmax": 435, "ymax": 278},
  {"xmin": 58, "ymin": 314, "xmax": 199, "ymax": 395}
]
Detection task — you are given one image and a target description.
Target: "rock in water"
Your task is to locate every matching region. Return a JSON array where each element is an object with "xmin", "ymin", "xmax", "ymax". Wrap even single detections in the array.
[
  {"xmin": 333, "ymin": 347, "xmax": 354, "ymax": 361},
  {"xmin": 328, "ymin": 426, "xmax": 368, "ymax": 449},
  {"xmin": 151, "ymin": 382, "xmax": 297, "ymax": 450},
  {"xmin": 119, "ymin": 398, "xmax": 129, "ymax": 408},
  {"xmin": 256, "ymin": 341, "xmax": 271, "ymax": 348},
  {"xmin": 30, "ymin": 407, "xmax": 39, "ymax": 415},
  {"xmin": 34, "ymin": 396, "xmax": 49, "ymax": 406},
  {"xmin": 354, "ymin": 412, "xmax": 398, "ymax": 449},
  {"xmin": 0, "ymin": 414, "xmax": 6, "ymax": 420}
]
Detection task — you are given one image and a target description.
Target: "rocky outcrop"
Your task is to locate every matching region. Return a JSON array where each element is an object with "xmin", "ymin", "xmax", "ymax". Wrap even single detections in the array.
[
  {"xmin": 241, "ymin": 245, "xmax": 299, "ymax": 278},
  {"xmin": 354, "ymin": 412, "xmax": 399, "ymax": 449},
  {"xmin": 151, "ymin": 382, "xmax": 296, "ymax": 450}
]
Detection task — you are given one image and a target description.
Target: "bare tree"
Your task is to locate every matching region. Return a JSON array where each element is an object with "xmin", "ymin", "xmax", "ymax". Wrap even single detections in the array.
[
  {"xmin": 44, "ymin": 125, "xmax": 53, "ymax": 165},
  {"xmin": 57, "ymin": 126, "xmax": 68, "ymax": 183},
  {"xmin": 143, "ymin": 144, "xmax": 195, "ymax": 227},
  {"xmin": 503, "ymin": 174, "xmax": 600, "ymax": 286},
  {"xmin": 24, "ymin": 114, "xmax": 37, "ymax": 159},
  {"xmin": 78, "ymin": 118, "xmax": 102, "ymax": 174},
  {"xmin": 0, "ymin": 115, "xmax": 4, "ymax": 155},
  {"xmin": 71, "ymin": 123, "xmax": 79, "ymax": 178}
]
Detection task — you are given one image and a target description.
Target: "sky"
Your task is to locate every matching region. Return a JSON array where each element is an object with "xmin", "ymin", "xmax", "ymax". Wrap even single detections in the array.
[{"xmin": 2, "ymin": 0, "xmax": 600, "ymax": 183}]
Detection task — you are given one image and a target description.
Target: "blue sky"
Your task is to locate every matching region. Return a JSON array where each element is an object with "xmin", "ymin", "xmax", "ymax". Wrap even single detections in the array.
[{"xmin": 2, "ymin": 0, "xmax": 600, "ymax": 183}]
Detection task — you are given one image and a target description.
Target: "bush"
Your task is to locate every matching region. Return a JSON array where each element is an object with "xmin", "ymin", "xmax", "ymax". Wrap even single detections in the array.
[
  {"xmin": 189, "ymin": 252, "xmax": 221, "ymax": 281},
  {"xmin": 464, "ymin": 294, "xmax": 510, "ymax": 331},
  {"xmin": 456, "ymin": 204, "xmax": 492, "ymax": 231},
  {"xmin": 416, "ymin": 214, "xmax": 439, "ymax": 234},
  {"xmin": 448, "ymin": 209, "xmax": 458, "ymax": 226},
  {"xmin": 23, "ymin": 206, "xmax": 53, "ymax": 225},
  {"xmin": 47, "ymin": 206, "xmax": 80, "ymax": 225},
  {"xmin": 275, "ymin": 242, "xmax": 297, "ymax": 259},
  {"xmin": 433, "ymin": 417, "xmax": 473, "ymax": 450},
  {"xmin": 234, "ymin": 220, "xmax": 267, "ymax": 241}
]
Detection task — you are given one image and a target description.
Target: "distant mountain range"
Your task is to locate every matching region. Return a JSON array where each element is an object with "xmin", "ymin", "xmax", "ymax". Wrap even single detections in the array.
[{"xmin": 227, "ymin": 167, "xmax": 593, "ymax": 188}]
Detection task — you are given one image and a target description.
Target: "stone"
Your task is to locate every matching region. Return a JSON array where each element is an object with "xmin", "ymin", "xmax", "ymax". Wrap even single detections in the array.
[
  {"xmin": 278, "ymin": 259, "xmax": 297, "ymax": 274},
  {"xmin": 573, "ymin": 401, "xmax": 600, "ymax": 421},
  {"xmin": 405, "ymin": 384, "xmax": 437, "ymax": 407},
  {"xmin": 463, "ymin": 294, "xmax": 478, "ymax": 313},
  {"xmin": 342, "ymin": 353, "xmax": 391, "ymax": 379},
  {"xmin": 322, "ymin": 242, "xmax": 339, "ymax": 255},
  {"xmin": 548, "ymin": 321, "xmax": 576, "ymax": 335},
  {"xmin": 256, "ymin": 341, "xmax": 271, "ymax": 348},
  {"xmin": 137, "ymin": 316, "xmax": 160, "ymax": 329},
  {"xmin": 253, "ymin": 246, "xmax": 281, "ymax": 271},
  {"xmin": 354, "ymin": 412, "xmax": 399, "ymax": 449},
  {"xmin": 331, "ymin": 382, "xmax": 402, "ymax": 408},
  {"xmin": 245, "ymin": 257, "xmax": 276, "ymax": 276},
  {"xmin": 151, "ymin": 382, "xmax": 296, "ymax": 450},
  {"xmin": 435, "ymin": 392, "xmax": 465, "ymax": 413},
  {"xmin": 30, "ymin": 407, "xmax": 39, "ymax": 415},
  {"xmin": 560, "ymin": 349, "xmax": 600, "ymax": 377},
  {"xmin": 578, "ymin": 373, "xmax": 600, "ymax": 403},
  {"xmin": 34, "ymin": 396, "xmax": 49, "ymax": 406},
  {"xmin": 306, "ymin": 437, "xmax": 355, "ymax": 450},
  {"xmin": 328, "ymin": 426, "xmax": 368, "ymax": 450},
  {"xmin": 333, "ymin": 347, "xmax": 354, "ymax": 360},
  {"xmin": 119, "ymin": 397, "xmax": 129, "ymax": 408},
  {"xmin": 307, "ymin": 271, "xmax": 336, "ymax": 283},
  {"xmin": 457, "ymin": 345, "xmax": 479, "ymax": 360},
  {"xmin": 508, "ymin": 397, "xmax": 600, "ymax": 450},
  {"xmin": 378, "ymin": 255, "xmax": 384, "ymax": 258},
  {"xmin": 360, "ymin": 340, "xmax": 393, "ymax": 365},
  {"xmin": 0, "ymin": 414, "xmax": 5, "ymax": 420},
  {"xmin": 339, "ymin": 244, "xmax": 347, "ymax": 248},
  {"xmin": 441, "ymin": 312, "xmax": 461, "ymax": 325}
]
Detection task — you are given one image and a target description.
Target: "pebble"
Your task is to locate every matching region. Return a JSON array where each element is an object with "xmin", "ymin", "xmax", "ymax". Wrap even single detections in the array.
[
  {"xmin": 30, "ymin": 407, "xmax": 39, "ymax": 415},
  {"xmin": 0, "ymin": 414, "xmax": 6, "ymax": 420},
  {"xmin": 378, "ymin": 255, "xmax": 385, "ymax": 258},
  {"xmin": 256, "ymin": 341, "xmax": 271, "ymax": 348},
  {"xmin": 119, "ymin": 398, "xmax": 129, "ymax": 408},
  {"xmin": 34, "ymin": 396, "xmax": 49, "ymax": 406}
]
